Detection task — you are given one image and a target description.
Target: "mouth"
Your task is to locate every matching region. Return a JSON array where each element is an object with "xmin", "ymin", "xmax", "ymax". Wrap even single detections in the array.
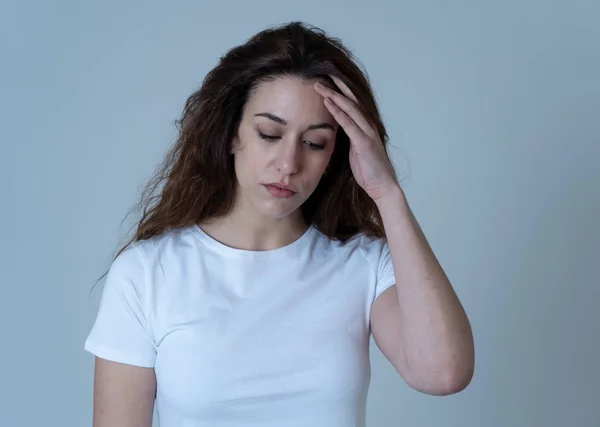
[{"xmin": 263, "ymin": 183, "xmax": 297, "ymax": 199}]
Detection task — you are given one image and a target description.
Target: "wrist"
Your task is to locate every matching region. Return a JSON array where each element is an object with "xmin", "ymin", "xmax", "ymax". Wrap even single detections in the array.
[{"xmin": 375, "ymin": 184, "xmax": 411, "ymax": 219}]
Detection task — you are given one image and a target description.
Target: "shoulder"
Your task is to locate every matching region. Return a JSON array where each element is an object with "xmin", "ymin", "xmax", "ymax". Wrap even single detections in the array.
[
  {"xmin": 106, "ymin": 226, "xmax": 200, "ymax": 285},
  {"xmin": 332, "ymin": 231, "xmax": 389, "ymax": 258},
  {"xmin": 126, "ymin": 225, "xmax": 200, "ymax": 265},
  {"xmin": 315, "ymin": 228, "xmax": 389, "ymax": 268}
]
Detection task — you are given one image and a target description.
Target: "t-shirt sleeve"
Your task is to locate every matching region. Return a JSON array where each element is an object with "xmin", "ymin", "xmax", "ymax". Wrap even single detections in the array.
[
  {"xmin": 84, "ymin": 245, "xmax": 157, "ymax": 368},
  {"xmin": 374, "ymin": 239, "xmax": 396, "ymax": 300}
]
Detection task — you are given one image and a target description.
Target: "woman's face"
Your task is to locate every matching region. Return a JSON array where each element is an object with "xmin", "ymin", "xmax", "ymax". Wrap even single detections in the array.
[{"xmin": 231, "ymin": 76, "xmax": 339, "ymax": 220}]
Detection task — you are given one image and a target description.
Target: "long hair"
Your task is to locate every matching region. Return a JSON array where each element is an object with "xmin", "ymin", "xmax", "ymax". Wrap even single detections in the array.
[{"xmin": 100, "ymin": 21, "xmax": 397, "ymax": 282}]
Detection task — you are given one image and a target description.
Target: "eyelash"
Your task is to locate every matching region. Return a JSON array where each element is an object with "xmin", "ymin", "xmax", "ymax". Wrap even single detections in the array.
[{"xmin": 258, "ymin": 132, "xmax": 325, "ymax": 151}]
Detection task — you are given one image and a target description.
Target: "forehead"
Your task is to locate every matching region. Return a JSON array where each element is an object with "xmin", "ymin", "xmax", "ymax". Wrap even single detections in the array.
[{"xmin": 244, "ymin": 76, "xmax": 335, "ymax": 126}]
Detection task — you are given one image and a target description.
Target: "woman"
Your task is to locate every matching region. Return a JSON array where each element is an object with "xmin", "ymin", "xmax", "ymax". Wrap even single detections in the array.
[{"xmin": 85, "ymin": 21, "xmax": 475, "ymax": 427}]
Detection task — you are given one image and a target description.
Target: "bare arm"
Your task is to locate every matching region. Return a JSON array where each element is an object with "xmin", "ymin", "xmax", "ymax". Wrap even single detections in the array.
[
  {"xmin": 312, "ymin": 75, "xmax": 474, "ymax": 395},
  {"xmin": 93, "ymin": 357, "xmax": 156, "ymax": 427},
  {"xmin": 371, "ymin": 186, "xmax": 475, "ymax": 395}
]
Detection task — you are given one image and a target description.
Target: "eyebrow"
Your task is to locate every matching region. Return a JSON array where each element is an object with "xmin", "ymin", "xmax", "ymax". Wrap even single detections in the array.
[{"xmin": 254, "ymin": 112, "xmax": 335, "ymax": 131}]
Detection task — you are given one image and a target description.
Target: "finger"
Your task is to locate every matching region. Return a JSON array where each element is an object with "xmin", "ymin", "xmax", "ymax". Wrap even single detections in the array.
[
  {"xmin": 315, "ymin": 82, "xmax": 374, "ymax": 137},
  {"xmin": 329, "ymin": 75, "xmax": 379, "ymax": 133},
  {"xmin": 331, "ymin": 76, "xmax": 378, "ymax": 130},
  {"xmin": 329, "ymin": 75, "xmax": 358, "ymax": 103},
  {"xmin": 323, "ymin": 97, "xmax": 367, "ymax": 146},
  {"xmin": 329, "ymin": 76, "xmax": 379, "ymax": 133}
]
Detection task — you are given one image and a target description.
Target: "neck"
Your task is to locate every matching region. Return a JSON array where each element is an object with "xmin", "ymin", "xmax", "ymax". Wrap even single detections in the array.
[{"xmin": 199, "ymin": 196, "xmax": 308, "ymax": 252}]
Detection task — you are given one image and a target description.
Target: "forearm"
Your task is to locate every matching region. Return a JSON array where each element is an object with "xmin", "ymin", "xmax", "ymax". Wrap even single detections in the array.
[{"xmin": 376, "ymin": 186, "xmax": 475, "ymax": 390}]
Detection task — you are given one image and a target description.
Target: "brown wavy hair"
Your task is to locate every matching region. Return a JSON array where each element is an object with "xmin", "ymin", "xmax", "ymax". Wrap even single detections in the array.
[{"xmin": 101, "ymin": 21, "xmax": 397, "ymax": 281}]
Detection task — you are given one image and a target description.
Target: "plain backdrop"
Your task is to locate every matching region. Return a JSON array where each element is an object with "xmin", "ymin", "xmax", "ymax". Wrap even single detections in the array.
[{"xmin": 1, "ymin": 1, "xmax": 599, "ymax": 426}]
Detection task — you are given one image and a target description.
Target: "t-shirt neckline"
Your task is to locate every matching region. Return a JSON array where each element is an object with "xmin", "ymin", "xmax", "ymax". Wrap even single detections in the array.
[{"xmin": 193, "ymin": 223, "xmax": 316, "ymax": 258}]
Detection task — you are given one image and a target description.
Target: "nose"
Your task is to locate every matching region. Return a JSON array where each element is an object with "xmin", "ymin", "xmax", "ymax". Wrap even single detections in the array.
[{"xmin": 275, "ymin": 139, "xmax": 301, "ymax": 176}]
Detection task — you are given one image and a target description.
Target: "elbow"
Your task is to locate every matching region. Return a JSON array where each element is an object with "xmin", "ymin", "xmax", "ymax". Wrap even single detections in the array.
[
  {"xmin": 435, "ymin": 352, "xmax": 475, "ymax": 395},
  {"xmin": 438, "ymin": 363, "xmax": 474, "ymax": 395},
  {"xmin": 399, "ymin": 333, "xmax": 476, "ymax": 396},
  {"xmin": 436, "ymin": 335, "xmax": 476, "ymax": 395},
  {"xmin": 405, "ymin": 356, "xmax": 475, "ymax": 396}
]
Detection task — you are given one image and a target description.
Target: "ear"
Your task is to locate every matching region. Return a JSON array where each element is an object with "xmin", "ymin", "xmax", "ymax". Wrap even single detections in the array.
[{"xmin": 230, "ymin": 135, "xmax": 239, "ymax": 154}]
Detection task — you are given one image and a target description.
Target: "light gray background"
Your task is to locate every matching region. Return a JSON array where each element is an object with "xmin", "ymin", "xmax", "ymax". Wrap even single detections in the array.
[{"xmin": 1, "ymin": 1, "xmax": 598, "ymax": 426}]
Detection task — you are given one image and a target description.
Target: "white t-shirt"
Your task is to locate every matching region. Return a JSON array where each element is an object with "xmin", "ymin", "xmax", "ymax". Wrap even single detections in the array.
[{"xmin": 85, "ymin": 223, "xmax": 396, "ymax": 427}]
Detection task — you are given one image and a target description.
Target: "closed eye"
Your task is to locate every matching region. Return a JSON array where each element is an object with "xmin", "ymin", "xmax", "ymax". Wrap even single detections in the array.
[
  {"xmin": 258, "ymin": 132, "xmax": 280, "ymax": 141},
  {"xmin": 258, "ymin": 132, "xmax": 325, "ymax": 151},
  {"xmin": 305, "ymin": 142, "xmax": 325, "ymax": 151}
]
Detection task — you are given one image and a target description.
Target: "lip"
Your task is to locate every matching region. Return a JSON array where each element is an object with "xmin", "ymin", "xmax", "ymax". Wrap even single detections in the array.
[
  {"xmin": 263, "ymin": 183, "xmax": 297, "ymax": 199},
  {"xmin": 264, "ymin": 182, "xmax": 295, "ymax": 192}
]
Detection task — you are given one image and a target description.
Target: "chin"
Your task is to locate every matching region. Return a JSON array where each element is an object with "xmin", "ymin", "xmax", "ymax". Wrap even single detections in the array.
[
  {"xmin": 260, "ymin": 199, "xmax": 304, "ymax": 220},
  {"xmin": 261, "ymin": 205, "xmax": 298, "ymax": 220}
]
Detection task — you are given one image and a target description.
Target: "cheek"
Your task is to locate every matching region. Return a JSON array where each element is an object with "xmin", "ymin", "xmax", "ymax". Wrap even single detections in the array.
[
  {"xmin": 305, "ymin": 157, "xmax": 331, "ymax": 188},
  {"xmin": 316, "ymin": 151, "xmax": 334, "ymax": 174},
  {"xmin": 234, "ymin": 152, "xmax": 252, "ymax": 183},
  {"xmin": 234, "ymin": 142, "xmax": 264, "ymax": 183}
]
